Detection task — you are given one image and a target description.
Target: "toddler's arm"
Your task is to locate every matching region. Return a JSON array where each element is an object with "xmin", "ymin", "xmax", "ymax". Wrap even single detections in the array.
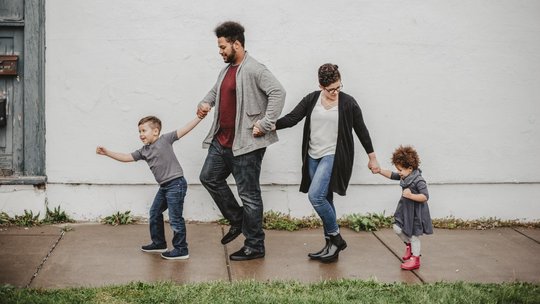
[
  {"xmin": 176, "ymin": 116, "xmax": 203, "ymax": 139},
  {"xmin": 376, "ymin": 168, "xmax": 393, "ymax": 179},
  {"xmin": 402, "ymin": 188, "xmax": 428, "ymax": 203},
  {"xmin": 96, "ymin": 146, "xmax": 134, "ymax": 162}
]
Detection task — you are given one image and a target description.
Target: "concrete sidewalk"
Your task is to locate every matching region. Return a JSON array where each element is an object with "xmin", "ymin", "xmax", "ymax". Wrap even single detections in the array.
[{"xmin": 0, "ymin": 223, "xmax": 539, "ymax": 288}]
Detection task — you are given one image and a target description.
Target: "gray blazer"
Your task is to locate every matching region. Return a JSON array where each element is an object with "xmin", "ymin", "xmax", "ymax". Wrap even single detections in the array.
[{"xmin": 199, "ymin": 52, "xmax": 286, "ymax": 156}]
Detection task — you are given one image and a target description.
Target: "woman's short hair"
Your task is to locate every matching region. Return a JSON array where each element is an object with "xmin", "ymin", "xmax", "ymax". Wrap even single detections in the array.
[
  {"xmin": 318, "ymin": 63, "xmax": 341, "ymax": 87},
  {"xmin": 391, "ymin": 145, "xmax": 421, "ymax": 170},
  {"xmin": 138, "ymin": 116, "xmax": 162, "ymax": 132}
]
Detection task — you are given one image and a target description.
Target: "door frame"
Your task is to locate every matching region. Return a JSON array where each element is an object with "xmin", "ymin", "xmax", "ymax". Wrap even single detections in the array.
[{"xmin": 0, "ymin": 0, "xmax": 45, "ymax": 185}]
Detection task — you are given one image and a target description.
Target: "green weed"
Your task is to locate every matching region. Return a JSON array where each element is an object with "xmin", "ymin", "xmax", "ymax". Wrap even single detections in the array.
[
  {"xmin": 102, "ymin": 211, "xmax": 135, "ymax": 226},
  {"xmin": 0, "ymin": 211, "xmax": 12, "ymax": 226},
  {"xmin": 339, "ymin": 212, "xmax": 393, "ymax": 232},
  {"xmin": 12, "ymin": 210, "xmax": 41, "ymax": 227},
  {"xmin": 43, "ymin": 206, "xmax": 75, "ymax": 224}
]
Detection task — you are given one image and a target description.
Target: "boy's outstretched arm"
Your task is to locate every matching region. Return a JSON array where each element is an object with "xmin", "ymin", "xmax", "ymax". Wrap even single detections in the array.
[
  {"xmin": 177, "ymin": 117, "xmax": 203, "ymax": 139},
  {"xmin": 96, "ymin": 146, "xmax": 134, "ymax": 162}
]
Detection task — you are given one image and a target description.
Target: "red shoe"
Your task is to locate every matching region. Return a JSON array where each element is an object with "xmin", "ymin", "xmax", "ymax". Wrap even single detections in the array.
[
  {"xmin": 402, "ymin": 243, "xmax": 412, "ymax": 260},
  {"xmin": 401, "ymin": 255, "xmax": 420, "ymax": 270}
]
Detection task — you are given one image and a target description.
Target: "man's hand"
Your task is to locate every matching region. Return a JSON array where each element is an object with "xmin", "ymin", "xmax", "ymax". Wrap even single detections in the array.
[{"xmin": 197, "ymin": 102, "xmax": 211, "ymax": 119}]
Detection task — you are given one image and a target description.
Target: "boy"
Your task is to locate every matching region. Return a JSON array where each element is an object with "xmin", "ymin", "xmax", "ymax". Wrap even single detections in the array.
[{"xmin": 96, "ymin": 115, "xmax": 202, "ymax": 260}]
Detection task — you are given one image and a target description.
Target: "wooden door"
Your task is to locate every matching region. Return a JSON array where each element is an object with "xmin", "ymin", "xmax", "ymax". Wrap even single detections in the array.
[{"xmin": 0, "ymin": 28, "xmax": 24, "ymax": 176}]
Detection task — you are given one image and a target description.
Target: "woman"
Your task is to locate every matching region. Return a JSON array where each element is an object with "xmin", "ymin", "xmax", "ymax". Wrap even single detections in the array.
[{"xmin": 256, "ymin": 64, "xmax": 379, "ymax": 263}]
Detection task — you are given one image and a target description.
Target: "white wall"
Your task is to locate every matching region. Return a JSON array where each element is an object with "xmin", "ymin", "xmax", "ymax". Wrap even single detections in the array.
[{"xmin": 25, "ymin": 0, "xmax": 540, "ymax": 220}]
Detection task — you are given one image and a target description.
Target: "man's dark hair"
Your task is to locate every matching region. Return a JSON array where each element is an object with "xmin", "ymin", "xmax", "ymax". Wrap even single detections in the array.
[
  {"xmin": 318, "ymin": 63, "xmax": 341, "ymax": 87},
  {"xmin": 215, "ymin": 21, "xmax": 245, "ymax": 47}
]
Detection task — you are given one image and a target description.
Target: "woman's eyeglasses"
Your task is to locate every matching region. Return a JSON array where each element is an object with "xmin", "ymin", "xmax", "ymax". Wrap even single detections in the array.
[{"xmin": 323, "ymin": 83, "xmax": 343, "ymax": 94}]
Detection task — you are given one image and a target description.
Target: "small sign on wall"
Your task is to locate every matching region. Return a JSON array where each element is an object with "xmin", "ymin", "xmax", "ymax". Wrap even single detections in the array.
[{"xmin": 0, "ymin": 55, "xmax": 18, "ymax": 76}]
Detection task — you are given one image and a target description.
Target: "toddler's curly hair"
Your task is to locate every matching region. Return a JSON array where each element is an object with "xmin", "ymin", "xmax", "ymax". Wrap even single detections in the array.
[{"xmin": 391, "ymin": 145, "xmax": 421, "ymax": 170}]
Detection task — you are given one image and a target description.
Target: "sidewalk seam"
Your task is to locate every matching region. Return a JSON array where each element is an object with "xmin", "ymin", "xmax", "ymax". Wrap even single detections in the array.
[
  {"xmin": 371, "ymin": 231, "xmax": 425, "ymax": 284},
  {"xmin": 512, "ymin": 228, "xmax": 540, "ymax": 245},
  {"xmin": 26, "ymin": 230, "xmax": 65, "ymax": 288}
]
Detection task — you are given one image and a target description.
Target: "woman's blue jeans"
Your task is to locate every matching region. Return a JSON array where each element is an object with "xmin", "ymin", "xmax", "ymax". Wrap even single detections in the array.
[
  {"xmin": 307, "ymin": 154, "xmax": 339, "ymax": 236},
  {"xmin": 149, "ymin": 176, "xmax": 188, "ymax": 254}
]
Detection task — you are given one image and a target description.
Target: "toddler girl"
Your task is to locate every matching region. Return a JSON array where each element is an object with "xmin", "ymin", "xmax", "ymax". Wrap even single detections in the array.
[{"xmin": 375, "ymin": 145, "xmax": 433, "ymax": 270}]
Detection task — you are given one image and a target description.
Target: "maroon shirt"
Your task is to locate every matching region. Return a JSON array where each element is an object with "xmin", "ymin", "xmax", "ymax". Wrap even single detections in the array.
[{"xmin": 216, "ymin": 65, "xmax": 238, "ymax": 148}]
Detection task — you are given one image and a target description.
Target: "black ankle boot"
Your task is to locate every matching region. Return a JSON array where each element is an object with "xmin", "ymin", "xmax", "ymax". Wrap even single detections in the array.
[
  {"xmin": 308, "ymin": 237, "xmax": 330, "ymax": 260},
  {"xmin": 319, "ymin": 233, "xmax": 347, "ymax": 263}
]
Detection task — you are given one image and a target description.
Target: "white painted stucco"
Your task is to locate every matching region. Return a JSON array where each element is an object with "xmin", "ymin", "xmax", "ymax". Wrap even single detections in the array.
[{"xmin": 4, "ymin": 0, "xmax": 540, "ymax": 221}]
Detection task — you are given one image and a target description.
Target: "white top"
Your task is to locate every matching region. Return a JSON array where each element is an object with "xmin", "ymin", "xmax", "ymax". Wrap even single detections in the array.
[{"xmin": 308, "ymin": 95, "xmax": 339, "ymax": 158}]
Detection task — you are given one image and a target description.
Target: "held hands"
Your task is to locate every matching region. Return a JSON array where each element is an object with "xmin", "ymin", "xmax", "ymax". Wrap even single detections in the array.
[
  {"xmin": 252, "ymin": 120, "xmax": 276, "ymax": 137},
  {"xmin": 197, "ymin": 102, "xmax": 211, "ymax": 119},
  {"xmin": 253, "ymin": 120, "xmax": 264, "ymax": 137},
  {"xmin": 367, "ymin": 157, "xmax": 380, "ymax": 174}
]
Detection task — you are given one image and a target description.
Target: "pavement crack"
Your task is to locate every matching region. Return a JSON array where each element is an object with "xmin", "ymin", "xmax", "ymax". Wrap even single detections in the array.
[
  {"xmin": 26, "ymin": 230, "xmax": 65, "ymax": 288},
  {"xmin": 371, "ymin": 231, "xmax": 425, "ymax": 284},
  {"xmin": 221, "ymin": 226, "xmax": 232, "ymax": 282}
]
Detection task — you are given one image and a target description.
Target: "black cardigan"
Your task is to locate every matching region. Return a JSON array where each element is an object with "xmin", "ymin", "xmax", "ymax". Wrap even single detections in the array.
[{"xmin": 276, "ymin": 91, "xmax": 374, "ymax": 196}]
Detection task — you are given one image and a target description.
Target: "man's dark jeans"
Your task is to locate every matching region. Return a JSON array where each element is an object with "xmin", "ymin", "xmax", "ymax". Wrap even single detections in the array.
[
  {"xmin": 149, "ymin": 176, "xmax": 188, "ymax": 255},
  {"xmin": 200, "ymin": 139, "xmax": 266, "ymax": 252}
]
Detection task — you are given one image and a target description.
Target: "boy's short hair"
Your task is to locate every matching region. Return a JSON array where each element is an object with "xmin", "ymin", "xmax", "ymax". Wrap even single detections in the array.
[
  {"xmin": 215, "ymin": 21, "xmax": 245, "ymax": 47},
  {"xmin": 391, "ymin": 145, "xmax": 421, "ymax": 170},
  {"xmin": 318, "ymin": 63, "xmax": 341, "ymax": 87},
  {"xmin": 138, "ymin": 116, "xmax": 162, "ymax": 133}
]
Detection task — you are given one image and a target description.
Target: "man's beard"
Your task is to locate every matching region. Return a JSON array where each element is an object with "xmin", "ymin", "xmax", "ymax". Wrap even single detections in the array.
[{"xmin": 224, "ymin": 48, "xmax": 237, "ymax": 63}]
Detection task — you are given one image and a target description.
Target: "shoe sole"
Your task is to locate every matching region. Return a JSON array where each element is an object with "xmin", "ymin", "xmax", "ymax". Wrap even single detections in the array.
[
  {"xmin": 161, "ymin": 254, "xmax": 189, "ymax": 260},
  {"xmin": 229, "ymin": 254, "xmax": 265, "ymax": 261},
  {"xmin": 401, "ymin": 265, "xmax": 420, "ymax": 270},
  {"xmin": 220, "ymin": 232, "xmax": 242, "ymax": 245},
  {"xmin": 141, "ymin": 248, "xmax": 167, "ymax": 253}
]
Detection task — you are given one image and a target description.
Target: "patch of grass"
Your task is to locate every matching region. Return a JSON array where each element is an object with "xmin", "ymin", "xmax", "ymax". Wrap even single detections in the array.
[
  {"xmin": 216, "ymin": 218, "xmax": 230, "ymax": 225},
  {"xmin": 339, "ymin": 212, "xmax": 394, "ymax": 232},
  {"xmin": 101, "ymin": 211, "xmax": 135, "ymax": 226},
  {"xmin": 432, "ymin": 216, "xmax": 540, "ymax": 230},
  {"xmin": 263, "ymin": 210, "xmax": 322, "ymax": 231},
  {"xmin": 43, "ymin": 206, "xmax": 75, "ymax": 224},
  {"xmin": 0, "ymin": 280, "xmax": 539, "ymax": 304},
  {"xmin": 224, "ymin": 211, "xmax": 540, "ymax": 232}
]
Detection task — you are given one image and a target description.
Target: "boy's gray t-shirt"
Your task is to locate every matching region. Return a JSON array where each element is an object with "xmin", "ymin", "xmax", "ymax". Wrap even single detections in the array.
[{"xmin": 131, "ymin": 131, "xmax": 184, "ymax": 185}]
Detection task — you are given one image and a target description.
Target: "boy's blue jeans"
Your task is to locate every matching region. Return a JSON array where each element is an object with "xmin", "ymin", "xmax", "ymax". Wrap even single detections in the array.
[
  {"xmin": 199, "ymin": 139, "xmax": 266, "ymax": 253},
  {"xmin": 149, "ymin": 176, "xmax": 188, "ymax": 254},
  {"xmin": 307, "ymin": 154, "xmax": 338, "ymax": 236}
]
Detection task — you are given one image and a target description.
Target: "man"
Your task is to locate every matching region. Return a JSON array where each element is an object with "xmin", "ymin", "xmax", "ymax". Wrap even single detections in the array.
[{"xmin": 197, "ymin": 21, "xmax": 285, "ymax": 261}]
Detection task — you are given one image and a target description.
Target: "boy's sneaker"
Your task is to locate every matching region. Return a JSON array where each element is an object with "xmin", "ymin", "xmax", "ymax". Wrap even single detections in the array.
[
  {"xmin": 161, "ymin": 248, "xmax": 189, "ymax": 260},
  {"xmin": 141, "ymin": 243, "xmax": 167, "ymax": 253}
]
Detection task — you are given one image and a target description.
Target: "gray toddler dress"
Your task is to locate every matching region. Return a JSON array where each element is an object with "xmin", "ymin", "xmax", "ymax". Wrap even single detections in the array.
[{"xmin": 391, "ymin": 169, "xmax": 433, "ymax": 237}]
